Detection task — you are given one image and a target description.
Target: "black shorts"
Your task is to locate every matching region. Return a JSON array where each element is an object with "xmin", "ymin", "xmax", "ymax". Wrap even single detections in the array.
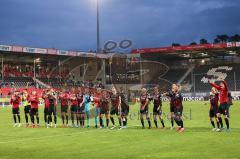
[
  {"xmin": 12, "ymin": 107, "xmax": 20, "ymax": 114},
  {"xmin": 209, "ymin": 108, "xmax": 218, "ymax": 118},
  {"xmin": 121, "ymin": 107, "xmax": 129, "ymax": 116},
  {"xmin": 170, "ymin": 105, "xmax": 174, "ymax": 113},
  {"xmin": 71, "ymin": 105, "xmax": 78, "ymax": 113},
  {"xmin": 30, "ymin": 108, "xmax": 39, "ymax": 116},
  {"xmin": 24, "ymin": 105, "xmax": 31, "ymax": 114},
  {"xmin": 61, "ymin": 105, "xmax": 68, "ymax": 113},
  {"xmin": 218, "ymin": 103, "xmax": 229, "ymax": 116},
  {"xmin": 174, "ymin": 107, "xmax": 183, "ymax": 116},
  {"xmin": 100, "ymin": 108, "xmax": 109, "ymax": 114},
  {"xmin": 48, "ymin": 105, "xmax": 56, "ymax": 115},
  {"xmin": 110, "ymin": 107, "xmax": 119, "ymax": 115},
  {"xmin": 77, "ymin": 106, "xmax": 85, "ymax": 114},
  {"xmin": 44, "ymin": 107, "xmax": 49, "ymax": 114},
  {"xmin": 153, "ymin": 106, "xmax": 162, "ymax": 115},
  {"xmin": 140, "ymin": 107, "xmax": 149, "ymax": 114}
]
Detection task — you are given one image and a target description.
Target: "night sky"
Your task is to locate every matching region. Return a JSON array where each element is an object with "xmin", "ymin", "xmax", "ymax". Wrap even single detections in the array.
[{"xmin": 0, "ymin": 0, "xmax": 239, "ymax": 51}]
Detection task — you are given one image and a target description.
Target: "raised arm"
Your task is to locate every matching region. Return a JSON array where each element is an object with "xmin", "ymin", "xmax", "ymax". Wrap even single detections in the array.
[
  {"xmin": 209, "ymin": 82, "xmax": 222, "ymax": 91},
  {"xmin": 222, "ymin": 80, "xmax": 228, "ymax": 91}
]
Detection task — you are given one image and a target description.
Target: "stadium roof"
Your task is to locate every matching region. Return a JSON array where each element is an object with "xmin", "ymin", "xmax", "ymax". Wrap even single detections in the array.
[
  {"xmin": 131, "ymin": 42, "xmax": 240, "ymax": 59},
  {"xmin": 0, "ymin": 44, "xmax": 109, "ymax": 59}
]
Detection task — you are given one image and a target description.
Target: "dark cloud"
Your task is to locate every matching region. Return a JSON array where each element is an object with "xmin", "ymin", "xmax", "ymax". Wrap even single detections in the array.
[{"xmin": 0, "ymin": 0, "xmax": 239, "ymax": 51}]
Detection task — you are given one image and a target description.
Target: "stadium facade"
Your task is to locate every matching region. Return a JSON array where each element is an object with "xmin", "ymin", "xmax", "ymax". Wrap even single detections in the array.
[{"xmin": 0, "ymin": 42, "xmax": 240, "ymax": 100}]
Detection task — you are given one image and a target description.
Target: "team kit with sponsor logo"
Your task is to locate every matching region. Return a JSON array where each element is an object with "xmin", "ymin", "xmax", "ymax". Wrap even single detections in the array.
[{"xmin": 9, "ymin": 80, "xmax": 232, "ymax": 133}]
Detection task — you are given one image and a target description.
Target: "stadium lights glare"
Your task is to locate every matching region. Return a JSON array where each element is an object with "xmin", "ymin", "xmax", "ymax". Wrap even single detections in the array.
[{"xmin": 201, "ymin": 59, "xmax": 205, "ymax": 64}]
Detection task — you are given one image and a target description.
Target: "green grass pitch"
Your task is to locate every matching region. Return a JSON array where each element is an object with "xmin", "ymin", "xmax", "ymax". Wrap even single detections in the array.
[{"xmin": 0, "ymin": 101, "xmax": 239, "ymax": 159}]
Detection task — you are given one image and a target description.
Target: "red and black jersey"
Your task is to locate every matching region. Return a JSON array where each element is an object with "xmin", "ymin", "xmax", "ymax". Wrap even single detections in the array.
[
  {"xmin": 42, "ymin": 94, "xmax": 50, "ymax": 108},
  {"xmin": 28, "ymin": 95, "xmax": 39, "ymax": 109},
  {"xmin": 110, "ymin": 93, "xmax": 120, "ymax": 108},
  {"xmin": 70, "ymin": 94, "xmax": 78, "ymax": 106},
  {"xmin": 153, "ymin": 93, "xmax": 162, "ymax": 109},
  {"xmin": 165, "ymin": 91, "xmax": 175, "ymax": 107},
  {"xmin": 59, "ymin": 93, "xmax": 69, "ymax": 106},
  {"xmin": 140, "ymin": 93, "xmax": 150, "ymax": 109},
  {"xmin": 173, "ymin": 92, "xmax": 183, "ymax": 109},
  {"xmin": 100, "ymin": 96, "xmax": 109, "ymax": 111},
  {"xmin": 210, "ymin": 93, "xmax": 219, "ymax": 109},
  {"xmin": 93, "ymin": 93, "xmax": 101, "ymax": 108},
  {"xmin": 48, "ymin": 94, "xmax": 56, "ymax": 106},
  {"xmin": 210, "ymin": 80, "xmax": 228, "ymax": 104},
  {"xmin": 77, "ymin": 93, "xmax": 83, "ymax": 106},
  {"xmin": 10, "ymin": 95, "xmax": 21, "ymax": 109}
]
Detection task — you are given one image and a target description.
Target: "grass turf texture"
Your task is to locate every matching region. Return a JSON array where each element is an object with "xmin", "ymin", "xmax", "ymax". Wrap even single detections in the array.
[{"xmin": 0, "ymin": 101, "xmax": 239, "ymax": 159}]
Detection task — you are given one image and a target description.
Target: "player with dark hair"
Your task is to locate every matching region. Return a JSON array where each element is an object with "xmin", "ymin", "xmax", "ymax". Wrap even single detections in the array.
[
  {"xmin": 48, "ymin": 89, "xmax": 57, "ymax": 128},
  {"xmin": 42, "ymin": 89, "xmax": 50, "ymax": 127},
  {"xmin": 152, "ymin": 86, "xmax": 165, "ymax": 128},
  {"xmin": 110, "ymin": 87, "xmax": 121, "ymax": 129},
  {"xmin": 76, "ymin": 88, "xmax": 84, "ymax": 128},
  {"xmin": 69, "ymin": 90, "xmax": 78, "ymax": 127},
  {"xmin": 22, "ymin": 89, "xmax": 31, "ymax": 127},
  {"xmin": 209, "ymin": 87, "xmax": 220, "ymax": 131},
  {"xmin": 29, "ymin": 90, "xmax": 40, "ymax": 128},
  {"xmin": 139, "ymin": 88, "xmax": 151, "ymax": 129},
  {"xmin": 209, "ymin": 80, "xmax": 230, "ymax": 131},
  {"xmin": 10, "ymin": 90, "xmax": 21, "ymax": 127},
  {"xmin": 119, "ymin": 88, "xmax": 129, "ymax": 129},
  {"xmin": 99, "ymin": 90, "xmax": 110, "ymax": 128},
  {"xmin": 59, "ymin": 89, "xmax": 69, "ymax": 127}
]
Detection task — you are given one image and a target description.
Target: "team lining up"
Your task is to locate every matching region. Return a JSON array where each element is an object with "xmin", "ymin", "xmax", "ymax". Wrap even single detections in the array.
[{"xmin": 9, "ymin": 80, "xmax": 231, "ymax": 132}]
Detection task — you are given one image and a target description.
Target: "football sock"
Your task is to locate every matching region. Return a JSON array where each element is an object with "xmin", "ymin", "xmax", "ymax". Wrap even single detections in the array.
[
  {"xmin": 141, "ymin": 118, "xmax": 144, "ymax": 128},
  {"xmin": 13, "ymin": 115, "xmax": 17, "ymax": 123},
  {"xmin": 17, "ymin": 114, "xmax": 21, "ymax": 123},
  {"xmin": 25, "ymin": 114, "xmax": 29, "ymax": 123},
  {"xmin": 174, "ymin": 118, "xmax": 180, "ymax": 126},
  {"xmin": 36, "ymin": 116, "xmax": 39, "ymax": 124},
  {"xmin": 71, "ymin": 115, "xmax": 74, "ymax": 124},
  {"xmin": 154, "ymin": 119, "xmax": 158, "ymax": 128},
  {"xmin": 147, "ymin": 118, "xmax": 151, "ymax": 128},
  {"xmin": 218, "ymin": 117, "xmax": 223, "ymax": 128},
  {"xmin": 217, "ymin": 121, "xmax": 220, "ymax": 128},
  {"xmin": 54, "ymin": 115, "xmax": 57, "ymax": 124},
  {"xmin": 171, "ymin": 118, "xmax": 174, "ymax": 127},
  {"xmin": 211, "ymin": 121, "xmax": 215, "ymax": 128},
  {"xmin": 118, "ymin": 118, "xmax": 122, "ymax": 126},
  {"xmin": 77, "ymin": 116, "xmax": 79, "ymax": 125},
  {"xmin": 224, "ymin": 118, "xmax": 229, "ymax": 129},
  {"xmin": 100, "ymin": 117, "xmax": 103, "ymax": 127},
  {"xmin": 161, "ymin": 119, "xmax": 165, "ymax": 128},
  {"xmin": 110, "ymin": 117, "xmax": 115, "ymax": 125},
  {"xmin": 66, "ymin": 115, "xmax": 69, "ymax": 124},
  {"xmin": 48, "ymin": 115, "xmax": 52, "ymax": 124},
  {"xmin": 106, "ymin": 118, "xmax": 109, "ymax": 127},
  {"xmin": 31, "ymin": 115, "xmax": 35, "ymax": 124},
  {"xmin": 179, "ymin": 120, "xmax": 184, "ymax": 128},
  {"xmin": 123, "ymin": 119, "xmax": 126, "ymax": 126},
  {"xmin": 44, "ymin": 114, "xmax": 47, "ymax": 123},
  {"xmin": 62, "ymin": 115, "xmax": 65, "ymax": 124}
]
